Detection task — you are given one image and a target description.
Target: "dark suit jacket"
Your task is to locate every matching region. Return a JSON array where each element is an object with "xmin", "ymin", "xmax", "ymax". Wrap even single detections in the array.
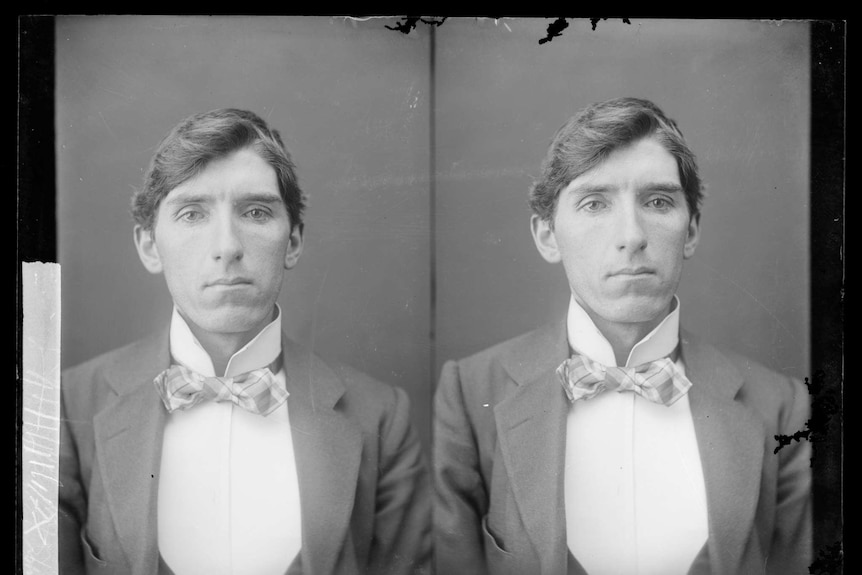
[
  {"xmin": 59, "ymin": 328, "xmax": 431, "ymax": 575},
  {"xmin": 433, "ymin": 321, "xmax": 811, "ymax": 575}
]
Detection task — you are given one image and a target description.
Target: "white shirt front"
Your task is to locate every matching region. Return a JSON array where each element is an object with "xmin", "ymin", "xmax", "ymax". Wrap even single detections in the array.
[
  {"xmin": 564, "ymin": 295, "xmax": 708, "ymax": 575},
  {"xmin": 157, "ymin": 305, "xmax": 302, "ymax": 575}
]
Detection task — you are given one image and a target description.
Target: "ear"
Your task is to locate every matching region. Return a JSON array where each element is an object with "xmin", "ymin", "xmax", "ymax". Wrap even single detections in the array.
[
  {"xmin": 283, "ymin": 224, "xmax": 304, "ymax": 270},
  {"xmin": 133, "ymin": 224, "xmax": 164, "ymax": 274},
  {"xmin": 683, "ymin": 212, "xmax": 701, "ymax": 259},
  {"xmin": 530, "ymin": 214, "xmax": 562, "ymax": 263}
]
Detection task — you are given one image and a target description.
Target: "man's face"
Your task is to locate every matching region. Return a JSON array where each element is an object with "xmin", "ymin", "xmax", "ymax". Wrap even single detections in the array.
[
  {"xmin": 531, "ymin": 136, "xmax": 699, "ymax": 331},
  {"xmin": 134, "ymin": 147, "xmax": 302, "ymax": 340}
]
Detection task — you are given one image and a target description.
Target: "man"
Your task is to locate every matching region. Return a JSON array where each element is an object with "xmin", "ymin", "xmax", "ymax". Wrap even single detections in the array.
[
  {"xmin": 433, "ymin": 97, "xmax": 811, "ymax": 575},
  {"xmin": 60, "ymin": 109, "xmax": 430, "ymax": 575}
]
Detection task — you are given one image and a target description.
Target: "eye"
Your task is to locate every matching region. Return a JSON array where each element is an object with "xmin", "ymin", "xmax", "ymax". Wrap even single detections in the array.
[
  {"xmin": 178, "ymin": 209, "xmax": 204, "ymax": 223},
  {"xmin": 646, "ymin": 197, "xmax": 673, "ymax": 210},
  {"xmin": 245, "ymin": 207, "xmax": 272, "ymax": 221},
  {"xmin": 581, "ymin": 199, "xmax": 607, "ymax": 212}
]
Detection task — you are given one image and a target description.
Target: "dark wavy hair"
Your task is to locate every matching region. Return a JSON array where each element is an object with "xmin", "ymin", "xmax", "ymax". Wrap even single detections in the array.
[
  {"xmin": 132, "ymin": 108, "xmax": 307, "ymax": 231},
  {"xmin": 529, "ymin": 97, "xmax": 704, "ymax": 223}
]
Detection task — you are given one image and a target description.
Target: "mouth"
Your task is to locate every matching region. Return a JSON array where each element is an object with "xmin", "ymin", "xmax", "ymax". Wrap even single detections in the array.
[
  {"xmin": 207, "ymin": 277, "xmax": 253, "ymax": 288},
  {"xmin": 608, "ymin": 267, "xmax": 655, "ymax": 278}
]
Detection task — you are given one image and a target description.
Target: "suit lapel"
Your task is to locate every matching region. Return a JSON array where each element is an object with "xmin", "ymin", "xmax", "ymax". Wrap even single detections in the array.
[
  {"xmin": 494, "ymin": 322, "xmax": 570, "ymax": 575},
  {"xmin": 283, "ymin": 336, "xmax": 362, "ymax": 575},
  {"xmin": 93, "ymin": 329, "xmax": 170, "ymax": 575},
  {"xmin": 681, "ymin": 331, "xmax": 764, "ymax": 575}
]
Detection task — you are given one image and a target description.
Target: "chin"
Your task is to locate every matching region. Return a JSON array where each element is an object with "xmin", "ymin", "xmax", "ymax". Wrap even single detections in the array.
[
  {"xmin": 195, "ymin": 306, "xmax": 273, "ymax": 336},
  {"xmin": 604, "ymin": 296, "xmax": 672, "ymax": 325}
]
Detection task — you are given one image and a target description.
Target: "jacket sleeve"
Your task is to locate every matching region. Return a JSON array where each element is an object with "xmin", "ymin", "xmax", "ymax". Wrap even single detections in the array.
[
  {"xmin": 766, "ymin": 376, "xmax": 813, "ymax": 575},
  {"xmin": 433, "ymin": 360, "xmax": 489, "ymax": 575},
  {"xmin": 366, "ymin": 386, "xmax": 432, "ymax": 575}
]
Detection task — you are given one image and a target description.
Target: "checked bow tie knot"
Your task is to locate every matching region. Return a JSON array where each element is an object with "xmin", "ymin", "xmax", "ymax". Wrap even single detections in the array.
[
  {"xmin": 556, "ymin": 354, "xmax": 692, "ymax": 407},
  {"xmin": 153, "ymin": 355, "xmax": 287, "ymax": 416}
]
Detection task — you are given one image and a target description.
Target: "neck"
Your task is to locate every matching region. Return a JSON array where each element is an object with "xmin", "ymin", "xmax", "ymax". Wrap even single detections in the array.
[
  {"xmin": 181, "ymin": 309, "xmax": 276, "ymax": 376},
  {"xmin": 193, "ymin": 332, "xmax": 253, "ymax": 376},
  {"xmin": 588, "ymin": 310, "xmax": 669, "ymax": 367}
]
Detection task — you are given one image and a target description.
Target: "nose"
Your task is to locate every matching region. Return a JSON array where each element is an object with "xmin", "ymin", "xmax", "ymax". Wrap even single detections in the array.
[
  {"xmin": 211, "ymin": 212, "xmax": 243, "ymax": 262},
  {"xmin": 616, "ymin": 203, "xmax": 648, "ymax": 253}
]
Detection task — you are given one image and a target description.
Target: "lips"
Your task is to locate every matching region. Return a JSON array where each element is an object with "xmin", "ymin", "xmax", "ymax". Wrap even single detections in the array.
[
  {"xmin": 207, "ymin": 277, "xmax": 252, "ymax": 287},
  {"xmin": 609, "ymin": 267, "xmax": 655, "ymax": 277}
]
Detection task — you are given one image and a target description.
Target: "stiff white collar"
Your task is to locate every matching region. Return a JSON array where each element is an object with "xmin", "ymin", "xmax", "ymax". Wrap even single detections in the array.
[
  {"xmin": 169, "ymin": 304, "xmax": 283, "ymax": 378},
  {"xmin": 566, "ymin": 295, "xmax": 681, "ymax": 368}
]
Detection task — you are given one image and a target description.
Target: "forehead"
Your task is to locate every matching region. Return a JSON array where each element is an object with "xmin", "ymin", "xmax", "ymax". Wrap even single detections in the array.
[
  {"xmin": 584, "ymin": 137, "xmax": 678, "ymax": 184},
  {"xmin": 164, "ymin": 148, "xmax": 280, "ymax": 203}
]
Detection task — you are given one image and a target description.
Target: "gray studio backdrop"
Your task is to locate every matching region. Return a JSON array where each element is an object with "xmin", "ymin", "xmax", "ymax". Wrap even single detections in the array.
[
  {"xmin": 433, "ymin": 18, "xmax": 810, "ymax": 381},
  {"xmin": 57, "ymin": 17, "xmax": 811, "ymax": 454}
]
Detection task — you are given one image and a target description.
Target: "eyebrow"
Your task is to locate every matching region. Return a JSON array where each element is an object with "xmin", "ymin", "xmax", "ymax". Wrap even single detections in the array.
[
  {"xmin": 165, "ymin": 191, "xmax": 283, "ymax": 207},
  {"xmin": 565, "ymin": 182, "xmax": 684, "ymax": 196},
  {"xmin": 233, "ymin": 193, "xmax": 283, "ymax": 204},
  {"xmin": 566, "ymin": 184, "xmax": 614, "ymax": 196},
  {"xmin": 640, "ymin": 182, "xmax": 684, "ymax": 193}
]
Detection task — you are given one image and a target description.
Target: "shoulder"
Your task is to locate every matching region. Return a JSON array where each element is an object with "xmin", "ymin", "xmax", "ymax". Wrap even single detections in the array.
[
  {"xmin": 62, "ymin": 336, "xmax": 156, "ymax": 382},
  {"xmin": 436, "ymin": 321, "xmax": 566, "ymax": 406},
  {"xmin": 287, "ymin": 337, "xmax": 413, "ymax": 424},
  {"xmin": 724, "ymin": 346, "xmax": 808, "ymax": 416},
  {"xmin": 61, "ymin": 331, "xmax": 168, "ymax": 414},
  {"xmin": 682, "ymin": 331, "xmax": 808, "ymax": 424},
  {"xmin": 450, "ymin": 322, "xmax": 563, "ymax": 379},
  {"xmin": 328, "ymin": 355, "xmax": 408, "ymax": 408}
]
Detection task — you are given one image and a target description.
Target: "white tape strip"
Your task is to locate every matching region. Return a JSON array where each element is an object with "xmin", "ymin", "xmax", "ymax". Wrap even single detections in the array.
[{"xmin": 22, "ymin": 262, "xmax": 61, "ymax": 575}]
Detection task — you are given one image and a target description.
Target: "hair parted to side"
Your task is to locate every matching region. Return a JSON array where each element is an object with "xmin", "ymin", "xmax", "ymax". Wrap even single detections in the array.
[
  {"xmin": 132, "ymin": 108, "xmax": 307, "ymax": 231},
  {"xmin": 528, "ymin": 97, "xmax": 704, "ymax": 223}
]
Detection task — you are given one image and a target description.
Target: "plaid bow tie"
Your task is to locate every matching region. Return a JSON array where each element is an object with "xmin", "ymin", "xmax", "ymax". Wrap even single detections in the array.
[
  {"xmin": 556, "ymin": 354, "xmax": 692, "ymax": 406},
  {"xmin": 153, "ymin": 354, "xmax": 287, "ymax": 416}
]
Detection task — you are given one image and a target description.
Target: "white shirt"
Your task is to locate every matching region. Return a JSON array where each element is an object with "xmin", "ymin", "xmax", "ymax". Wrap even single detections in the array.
[
  {"xmin": 564, "ymin": 295, "xmax": 708, "ymax": 575},
  {"xmin": 157, "ymin": 305, "xmax": 302, "ymax": 575}
]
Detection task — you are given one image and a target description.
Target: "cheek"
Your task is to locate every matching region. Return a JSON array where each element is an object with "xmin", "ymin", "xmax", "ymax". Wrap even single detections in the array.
[
  {"xmin": 557, "ymin": 231, "xmax": 599, "ymax": 267},
  {"xmin": 156, "ymin": 225, "xmax": 200, "ymax": 254},
  {"xmin": 557, "ymin": 239, "xmax": 603, "ymax": 290},
  {"xmin": 153, "ymin": 234, "xmax": 202, "ymax": 289},
  {"xmin": 155, "ymin": 242, "xmax": 183, "ymax": 272},
  {"xmin": 650, "ymin": 217, "xmax": 691, "ymax": 245},
  {"xmin": 161, "ymin": 257, "xmax": 195, "ymax": 288},
  {"xmin": 245, "ymin": 231, "xmax": 291, "ymax": 268}
]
